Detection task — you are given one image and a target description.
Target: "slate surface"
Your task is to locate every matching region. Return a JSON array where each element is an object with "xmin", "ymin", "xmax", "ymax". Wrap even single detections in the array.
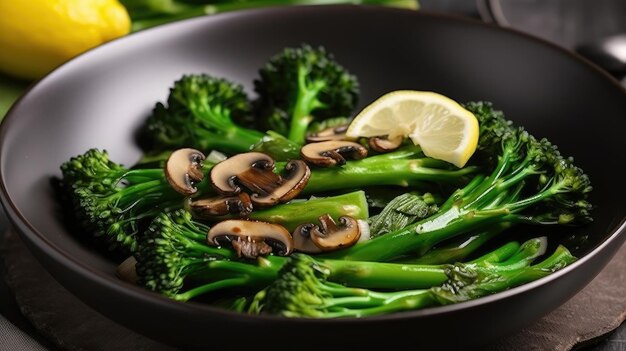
[
  {"xmin": 1, "ymin": 228, "xmax": 625, "ymax": 351},
  {"xmin": 1, "ymin": 2, "xmax": 625, "ymax": 350}
]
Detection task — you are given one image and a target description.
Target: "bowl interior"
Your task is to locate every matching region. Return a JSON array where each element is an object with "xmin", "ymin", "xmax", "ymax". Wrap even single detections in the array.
[{"xmin": 1, "ymin": 5, "xmax": 625, "ymax": 342}]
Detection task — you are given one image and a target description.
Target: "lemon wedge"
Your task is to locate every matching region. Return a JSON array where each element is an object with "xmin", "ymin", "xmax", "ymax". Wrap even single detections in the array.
[{"xmin": 346, "ymin": 90, "xmax": 479, "ymax": 167}]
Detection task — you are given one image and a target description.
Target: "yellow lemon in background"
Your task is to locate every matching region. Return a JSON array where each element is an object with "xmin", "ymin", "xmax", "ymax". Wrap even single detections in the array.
[{"xmin": 0, "ymin": 0, "xmax": 131, "ymax": 80}]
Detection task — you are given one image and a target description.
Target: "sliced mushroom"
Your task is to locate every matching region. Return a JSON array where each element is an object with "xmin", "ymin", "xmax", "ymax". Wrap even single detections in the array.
[
  {"xmin": 368, "ymin": 136, "xmax": 403, "ymax": 153},
  {"xmin": 164, "ymin": 148, "xmax": 206, "ymax": 195},
  {"xmin": 207, "ymin": 219, "xmax": 294, "ymax": 259},
  {"xmin": 306, "ymin": 124, "xmax": 349, "ymax": 143},
  {"xmin": 210, "ymin": 152, "xmax": 310, "ymax": 207},
  {"xmin": 116, "ymin": 256, "xmax": 137, "ymax": 284},
  {"xmin": 300, "ymin": 141, "xmax": 368, "ymax": 167},
  {"xmin": 250, "ymin": 160, "xmax": 310, "ymax": 206},
  {"xmin": 292, "ymin": 223, "xmax": 323, "ymax": 253},
  {"xmin": 309, "ymin": 214, "xmax": 361, "ymax": 251},
  {"xmin": 188, "ymin": 193, "xmax": 253, "ymax": 218},
  {"xmin": 210, "ymin": 152, "xmax": 274, "ymax": 195}
]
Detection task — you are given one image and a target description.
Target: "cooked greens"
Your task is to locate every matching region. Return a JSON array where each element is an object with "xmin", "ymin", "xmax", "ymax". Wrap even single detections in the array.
[{"xmin": 58, "ymin": 44, "xmax": 591, "ymax": 319}]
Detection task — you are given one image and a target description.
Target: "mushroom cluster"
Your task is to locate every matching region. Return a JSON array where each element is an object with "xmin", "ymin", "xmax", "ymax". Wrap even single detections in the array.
[
  {"xmin": 205, "ymin": 214, "xmax": 362, "ymax": 258},
  {"xmin": 162, "ymin": 143, "xmax": 372, "ymax": 259},
  {"xmin": 210, "ymin": 152, "xmax": 310, "ymax": 207},
  {"xmin": 304, "ymin": 122, "xmax": 403, "ymax": 155},
  {"xmin": 207, "ymin": 219, "xmax": 294, "ymax": 259}
]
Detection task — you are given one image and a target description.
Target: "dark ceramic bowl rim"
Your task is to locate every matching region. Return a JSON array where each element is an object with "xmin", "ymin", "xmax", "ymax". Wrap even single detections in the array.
[{"xmin": 1, "ymin": 5, "xmax": 625, "ymax": 324}]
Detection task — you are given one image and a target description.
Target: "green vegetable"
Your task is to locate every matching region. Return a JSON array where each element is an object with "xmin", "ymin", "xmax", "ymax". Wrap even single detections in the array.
[
  {"xmin": 60, "ymin": 149, "xmax": 200, "ymax": 251},
  {"xmin": 59, "ymin": 42, "xmax": 593, "ymax": 320},
  {"xmin": 301, "ymin": 146, "xmax": 480, "ymax": 194},
  {"xmin": 136, "ymin": 211, "xmax": 551, "ymax": 302},
  {"xmin": 396, "ymin": 223, "xmax": 510, "ymax": 265},
  {"xmin": 61, "ymin": 148, "xmax": 372, "ymax": 251},
  {"xmin": 247, "ymin": 240, "xmax": 574, "ymax": 318},
  {"xmin": 135, "ymin": 210, "xmax": 245, "ymax": 300},
  {"xmin": 144, "ymin": 74, "xmax": 282, "ymax": 156},
  {"xmin": 0, "ymin": 74, "xmax": 28, "ymax": 119},
  {"xmin": 122, "ymin": 1, "xmax": 419, "ymax": 32},
  {"xmin": 250, "ymin": 130, "xmax": 301, "ymax": 161},
  {"xmin": 254, "ymin": 44, "xmax": 359, "ymax": 144},
  {"xmin": 368, "ymin": 192, "xmax": 438, "ymax": 237},
  {"xmin": 241, "ymin": 191, "xmax": 369, "ymax": 231},
  {"xmin": 307, "ymin": 116, "xmax": 351, "ymax": 134},
  {"xmin": 323, "ymin": 102, "xmax": 592, "ymax": 262}
]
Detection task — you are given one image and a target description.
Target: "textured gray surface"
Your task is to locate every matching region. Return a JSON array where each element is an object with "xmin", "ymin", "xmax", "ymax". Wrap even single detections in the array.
[
  {"xmin": 487, "ymin": 243, "xmax": 626, "ymax": 351},
  {"xmin": 0, "ymin": 314, "xmax": 46, "ymax": 351},
  {"xmin": 1, "ymin": 229, "xmax": 173, "ymax": 351}
]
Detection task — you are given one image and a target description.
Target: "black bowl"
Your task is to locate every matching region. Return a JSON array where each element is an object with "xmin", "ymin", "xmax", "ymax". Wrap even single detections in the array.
[{"xmin": 1, "ymin": 5, "xmax": 625, "ymax": 349}]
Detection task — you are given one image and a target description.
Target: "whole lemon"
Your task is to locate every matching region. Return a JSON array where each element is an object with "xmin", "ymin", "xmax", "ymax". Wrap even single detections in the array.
[{"xmin": 0, "ymin": 0, "xmax": 131, "ymax": 80}]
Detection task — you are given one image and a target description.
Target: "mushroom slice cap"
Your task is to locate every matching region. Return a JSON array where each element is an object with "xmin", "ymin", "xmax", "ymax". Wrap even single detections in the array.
[
  {"xmin": 310, "ymin": 214, "xmax": 361, "ymax": 251},
  {"xmin": 165, "ymin": 148, "xmax": 206, "ymax": 195},
  {"xmin": 207, "ymin": 220, "xmax": 294, "ymax": 257},
  {"xmin": 210, "ymin": 152, "xmax": 274, "ymax": 195},
  {"xmin": 368, "ymin": 136, "xmax": 403, "ymax": 153},
  {"xmin": 300, "ymin": 141, "xmax": 368, "ymax": 167},
  {"xmin": 251, "ymin": 160, "xmax": 311, "ymax": 207},
  {"xmin": 116, "ymin": 256, "xmax": 138, "ymax": 284},
  {"xmin": 188, "ymin": 193, "xmax": 253, "ymax": 218},
  {"xmin": 292, "ymin": 223, "xmax": 323, "ymax": 253},
  {"xmin": 306, "ymin": 124, "xmax": 349, "ymax": 143}
]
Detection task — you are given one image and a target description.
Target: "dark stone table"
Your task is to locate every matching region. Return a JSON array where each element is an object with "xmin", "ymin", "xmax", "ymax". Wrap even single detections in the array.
[{"xmin": 1, "ymin": 1, "xmax": 625, "ymax": 350}]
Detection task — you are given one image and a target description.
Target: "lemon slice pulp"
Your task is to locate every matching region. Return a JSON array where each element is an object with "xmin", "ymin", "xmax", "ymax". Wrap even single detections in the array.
[{"xmin": 346, "ymin": 90, "xmax": 479, "ymax": 167}]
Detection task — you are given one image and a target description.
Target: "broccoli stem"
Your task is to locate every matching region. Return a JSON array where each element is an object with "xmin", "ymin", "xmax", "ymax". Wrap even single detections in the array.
[
  {"xmin": 245, "ymin": 191, "xmax": 368, "ymax": 231},
  {"xmin": 173, "ymin": 277, "xmax": 249, "ymax": 302},
  {"xmin": 194, "ymin": 126, "xmax": 265, "ymax": 154},
  {"xmin": 324, "ymin": 204, "xmax": 512, "ymax": 262},
  {"xmin": 190, "ymin": 239, "xmax": 528, "ymax": 296},
  {"xmin": 320, "ymin": 290, "xmax": 436, "ymax": 318},
  {"xmin": 288, "ymin": 65, "xmax": 325, "ymax": 143},
  {"xmin": 396, "ymin": 223, "xmax": 510, "ymax": 265},
  {"xmin": 301, "ymin": 156, "xmax": 479, "ymax": 194},
  {"xmin": 321, "ymin": 240, "xmax": 522, "ymax": 289}
]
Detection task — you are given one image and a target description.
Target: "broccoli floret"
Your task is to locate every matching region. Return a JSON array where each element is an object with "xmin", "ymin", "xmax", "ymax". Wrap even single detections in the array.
[
  {"xmin": 433, "ymin": 244, "xmax": 576, "ymax": 304},
  {"xmin": 144, "ymin": 74, "xmax": 263, "ymax": 154},
  {"xmin": 60, "ymin": 149, "xmax": 212, "ymax": 251},
  {"xmin": 254, "ymin": 44, "xmax": 359, "ymax": 144},
  {"xmin": 135, "ymin": 210, "xmax": 237, "ymax": 298},
  {"xmin": 144, "ymin": 73, "xmax": 302, "ymax": 160}
]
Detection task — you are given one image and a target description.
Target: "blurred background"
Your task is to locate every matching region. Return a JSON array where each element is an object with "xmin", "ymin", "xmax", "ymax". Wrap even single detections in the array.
[
  {"xmin": 1, "ymin": 0, "xmax": 625, "ymax": 118},
  {"xmin": 0, "ymin": 1, "xmax": 624, "ymax": 350}
]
